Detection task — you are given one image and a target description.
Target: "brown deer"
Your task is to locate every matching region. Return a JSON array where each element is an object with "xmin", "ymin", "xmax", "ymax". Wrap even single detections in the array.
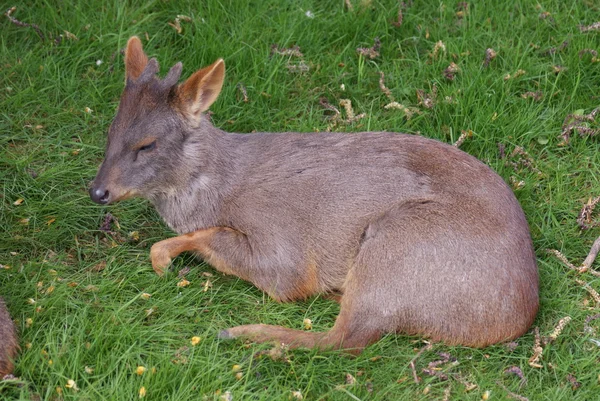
[
  {"xmin": 90, "ymin": 37, "xmax": 538, "ymax": 352},
  {"xmin": 0, "ymin": 298, "xmax": 18, "ymax": 376}
]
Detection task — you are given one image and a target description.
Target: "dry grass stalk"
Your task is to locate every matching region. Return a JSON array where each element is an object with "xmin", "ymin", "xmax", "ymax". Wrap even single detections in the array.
[
  {"xmin": 379, "ymin": 72, "xmax": 394, "ymax": 101},
  {"xmin": 271, "ymin": 44, "xmax": 304, "ymax": 58},
  {"xmin": 344, "ymin": 0, "xmax": 354, "ymax": 11},
  {"xmin": 356, "ymin": 37, "xmax": 381, "ymax": 59},
  {"xmin": 521, "ymin": 91, "xmax": 543, "ymax": 101},
  {"xmin": 384, "ymin": 102, "xmax": 420, "ymax": 120},
  {"xmin": 483, "ymin": 48, "xmax": 497, "ymax": 67},
  {"xmin": 541, "ymin": 40, "xmax": 569, "ymax": 56},
  {"xmin": 559, "ymin": 106, "xmax": 600, "ymax": 144},
  {"xmin": 408, "ymin": 343, "xmax": 432, "ymax": 383},
  {"xmin": 505, "ymin": 146, "xmax": 541, "ymax": 175},
  {"xmin": 286, "ymin": 60, "xmax": 309, "ymax": 73},
  {"xmin": 504, "ymin": 366, "xmax": 527, "ymax": 388},
  {"xmin": 577, "ymin": 196, "xmax": 600, "ymax": 230},
  {"xmin": 496, "ymin": 381, "xmax": 530, "ymax": 401},
  {"xmin": 528, "ymin": 327, "xmax": 543, "ymax": 368},
  {"xmin": 451, "ymin": 372, "xmax": 477, "ymax": 392},
  {"xmin": 431, "ymin": 41, "xmax": 446, "ymax": 60},
  {"xmin": 583, "ymin": 313, "xmax": 600, "ymax": 334},
  {"xmin": 575, "ymin": 279, "xmax": 600, "ymax": 305},
  {"xmin": 579, "ymin": 48, "xmax": 599, "ymax": 59},
  {"xmin": 416, "ymin": 86, "xmax": 437, "ymax": 109},
  {"xmin": 320, "ymin": 98, "xmax": 366, "ymax": 131},
  {"xmin": 453, "ymin": 130, "xmax": 473, "ymax": 148},
  {"xmin": 504, "ymin": 69, "xmax": 526, "ymax": 81},
  {"xmin": 547, "ymin": 239, "xmax": 600, "ymax": 278},
  {"xmin": 442, "ymin": 385, "xmax": 451, "ymax": 401},
  {"xmin": 393, "ymin": 2, "xmax": 403, "ymax": 27},
  {"xmin": 579, "ymin": 22, "xmax": 600, "ymax": 32},
  {"xmin": 566, "ymin": 374, "xmax": 581, "ymax": 390},
  {"xmin": 543, "ymin": 316, "xmax": 571, "ymax": 345},
  {"xmin": 236, "ymin": 83, "xmax": 249, "ymax": 103},
  {"xmin": 443, "ymin": 62, "xmax": 460, "ymax": 81},
  {"xmin": 168, "ymin": 15, "xmax": 192, "ymax": 34}
]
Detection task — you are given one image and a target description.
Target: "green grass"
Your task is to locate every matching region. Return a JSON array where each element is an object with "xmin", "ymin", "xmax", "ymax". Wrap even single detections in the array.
[{"xmin": 2, "ymin": 0, "xmax": 600, "ymax": 399}]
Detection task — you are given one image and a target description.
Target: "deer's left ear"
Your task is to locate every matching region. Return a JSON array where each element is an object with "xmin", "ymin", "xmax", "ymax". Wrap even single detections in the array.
[
  {"xmin": 176, "ymin": 59, "xmax": 225, "ymax": 119},
  {"xmin": 124, "ymin": 36, "xmax": 149, "ymax": 81}
]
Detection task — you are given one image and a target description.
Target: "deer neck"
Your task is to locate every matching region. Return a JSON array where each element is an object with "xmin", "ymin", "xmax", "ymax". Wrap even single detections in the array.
[{"xmin": 151, "ymin": 120, "xmax": 244, "ymax": 234}]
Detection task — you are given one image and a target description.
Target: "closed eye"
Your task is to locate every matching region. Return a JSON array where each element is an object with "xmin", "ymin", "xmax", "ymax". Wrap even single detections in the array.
[{"xmin": 138, "ymin": 141, "xmax": 156, "ymax": 152}]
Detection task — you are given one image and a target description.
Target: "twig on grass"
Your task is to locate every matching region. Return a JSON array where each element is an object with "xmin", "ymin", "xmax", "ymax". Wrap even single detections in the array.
[
  {"xmin": 408, "ymin": 343, "xmax": 432, "ymax": 383},
  {"xmin": 547, "ymin": 237, "xmax": 600, "ymax": 277},
  {"xmin": 5, "ymin": 6, "xmax": 45, "ymax": 41}
]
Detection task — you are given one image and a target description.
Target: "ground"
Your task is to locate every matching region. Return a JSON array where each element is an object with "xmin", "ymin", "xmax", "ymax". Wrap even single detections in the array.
[{"xmin": 1, "ymin": 1, "xmax": 600, "ymax": 400}]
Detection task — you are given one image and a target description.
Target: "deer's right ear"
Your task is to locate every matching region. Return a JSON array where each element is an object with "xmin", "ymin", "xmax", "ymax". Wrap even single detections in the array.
[
  {"xmin": 125, "ymin": 36, "xmax": 148, "ymax": 81},
  {"xmin": 176, "ymin": 59, "xmax": 225, "ymax": 120}
]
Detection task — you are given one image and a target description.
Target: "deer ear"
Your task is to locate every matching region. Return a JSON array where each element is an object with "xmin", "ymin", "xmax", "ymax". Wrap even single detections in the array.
[
  {"xmin": 177, "ymin": 59, "xmax": 225, "ymax": 118},
  {"xmin": 125, "ymin": 36, "xmax": 148, "ymax": 81}
]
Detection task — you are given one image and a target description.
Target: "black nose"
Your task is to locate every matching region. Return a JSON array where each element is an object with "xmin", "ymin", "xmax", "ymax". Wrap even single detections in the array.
[{"xmin": 89, "ymin": 187, "xmax": 110, "ymax": 204}]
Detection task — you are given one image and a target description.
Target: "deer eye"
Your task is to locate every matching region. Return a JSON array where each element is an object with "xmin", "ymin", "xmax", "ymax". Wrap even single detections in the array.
[{"xmin": 138, "ymin": 141, "xmax": 156, "ymax": 152}]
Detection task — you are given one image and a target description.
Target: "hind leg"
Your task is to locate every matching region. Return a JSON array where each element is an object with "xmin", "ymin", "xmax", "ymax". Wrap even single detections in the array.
[
  {"xmin": 219, "ymin": 246, "xmax": 392, "ymax": 353},
  {"xmin": 219, "ymin": 287, "xmax": 382, "ymax": 353}
]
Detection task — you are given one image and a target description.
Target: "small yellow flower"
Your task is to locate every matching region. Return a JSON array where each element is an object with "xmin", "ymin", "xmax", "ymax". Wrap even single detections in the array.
[
  {"xmin": 141, "ymin": 292, "xmax": 152, "ymax": 300},
  {"xmin": 232, "ymin": 364, "xmax": 242, "ymax": 372},
  {"xmin": 139, "ymin": 386, "xmax": 147, "ymax": 398},
  {"xmin": 65, "ymin": 379, "xmax": 79, "ymax": 391},
  {"xmin": 190, "ymin": 336, "xmax": 201, "ymax": 346},
  {"xmin": 48, "ymin": 359, "xmax": 53, "ymax": 366},
  {"xmin": 136, "ymin": 366, "xmax": 147, "ymax": 376},
  {"xmin": 177, "ymin": 279, "xmax": 191, "ymax": 287},
  {"xmin": 482, "ymin": 390, "xmax": 491, "ymax": 400},
  {"xmin": 25, "ymin": 317, "xmax": 33, "ymax": 327},
  {"xmin": 85, "ymin": 366, "xmax": 94, "ymax": 374},
  {"xmin": 235, "ymin": 372, "xmax": 243, "ymax": 380},
  {"xmin": 303, "ymin": 318, "xmax": 312, "ymax": 330},
  {"xmin": 291, "ymin": 390, "xmax": 303, "ymax": 400}
]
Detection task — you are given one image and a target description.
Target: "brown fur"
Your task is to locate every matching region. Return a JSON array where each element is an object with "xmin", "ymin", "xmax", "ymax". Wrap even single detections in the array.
[
  {"xmin": 0, "ymin": 297, "xmax": 18, "ymax": 376},
  {"xmin": 90, "ymin": 37, "xmax": 539, "ymax": 353}
]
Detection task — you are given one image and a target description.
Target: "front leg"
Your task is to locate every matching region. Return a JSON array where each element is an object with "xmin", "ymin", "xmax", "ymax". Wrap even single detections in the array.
[
  {"xmin": 150, "ymin": 227, "xmax": 246, "ymax": 277},
  {"xmin": 149, "ymin": 226, "xmax": 320, "ymax": 302}
]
